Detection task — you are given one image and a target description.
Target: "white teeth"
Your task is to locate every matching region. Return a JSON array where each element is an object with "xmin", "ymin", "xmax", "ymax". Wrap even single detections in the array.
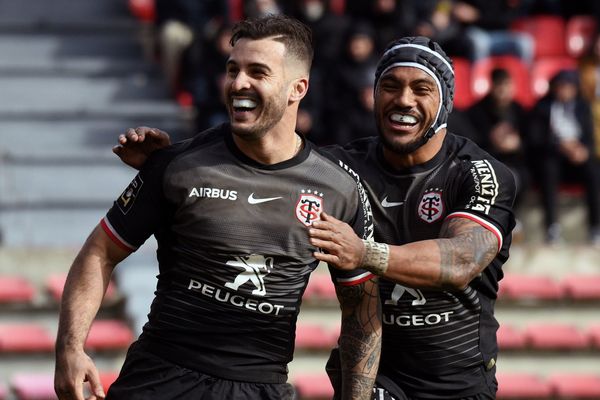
[
  {"xmin": 232, "ymin": 98, "xmax": 257, "ymax": 109},
  {"xmin": 390, "ymin": 113, "xmax": 418, "ymax": 124}
]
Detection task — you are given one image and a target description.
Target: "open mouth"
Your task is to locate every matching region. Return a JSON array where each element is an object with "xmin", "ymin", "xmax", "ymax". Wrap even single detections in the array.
[{"xmin": 232, "ymin": 98, "xmax": 258, "ymax": 113}]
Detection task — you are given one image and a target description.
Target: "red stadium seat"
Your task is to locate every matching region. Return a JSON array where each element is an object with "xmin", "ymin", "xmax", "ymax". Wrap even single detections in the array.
[
  {"xmin": 304, "ymin": 274, "xmax": 337, "ymax": 302},
  {"xmin": 128, "ymin": 0, "xmax": 155, "ymax": 22},
  {"xmin": 511, "ymin": 15, "xmax": 567, "ymax": 59},
  {"xmin": 531, "ymin": 57, "xmax": 577, "ymax": 99},
  {"xmin": 524, "ymin": 323, "xmax": 589, "ymax": 350},
  {"xmin": 496, "ymin": 373, "xmax": 552, "ymax": 399},
  {"xmin": 497, "ymin": 324, "xmax": 526, "ymax": 350},
  {"xmin": 0, "ymin": 324, "xmax": 54, "ymax": 353},
  {"xmin": 471, "ymin": 56, "xmax": 533, "ymax": 108},
  {"xmin": 498, "ymin": 274, "xmax": 564, "ymax": 301},
  {"xmin": 566, "ymin": 15, "xmax": 598, "ymax": 58},
  {"xmin": 452, "ymin": 57, "xmax": 474, "ymax": 110},
  {"xmin": 548, "ymin": 373, "xmax": 600, "ymax": 398},
  {"xmin": 0, "ymin": 276, "xmax": 35, "ymax": 304},
  {"xmin": 99, "ymin": 371, "xmax": 120, "ymax": 392},
  {"xmin": 0, "ymin": 383, "xmax": 6, "ymax": 400},
  {"xmin": 295, "ymin": 324, "xmax": 337, "ymax": 350},
  {"xmin": 293, "ymin": 373, "xmax": 334, "ymax": 399},
  {"xmin": 11, "ymin": 373, "xmax": 55, "ymax": 400},
  {"xmin": 586, "ymin": 324, "xmax": 600, "ymax": 348},
  {"xmin": 561, "ymin": 275, "xmax": 600, "ymax": 301},
  {"xmin": 85, "ymin": 320, "xmax": 134, "ymax": 351}
]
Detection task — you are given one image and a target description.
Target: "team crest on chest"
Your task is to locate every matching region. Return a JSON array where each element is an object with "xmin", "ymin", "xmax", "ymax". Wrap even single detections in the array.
[
  {"xmin": 296, "ymin": 189, "xmax": 323, "ymax": 226},
  {"xmin": 418, "ymin": 189, "xmax": 444, "ymax": 223}
]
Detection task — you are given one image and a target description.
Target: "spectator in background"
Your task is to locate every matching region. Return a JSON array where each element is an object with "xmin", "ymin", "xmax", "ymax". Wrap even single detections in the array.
[
  {"xmin": 326, "ymin": 22, "xmax": 379, "ymax": 145},
  {"xmin": 467, "ymin": 68, "xmax": 530, "ymax": 212},
  {"xmin": 529, "ymin": 70, "xmax": 600, "ymax": 244},
  {"xmin": 455, "ymin": 0, "xmax": 534, "ymax": 63},
  {"xmin": 154, "ymin": 0, "xmax": 228, "ymax": 93},
  {"xmin": 578, "ymin": 32, "xmax": 600, "ymax": 158},
  {"xmin": 243, "ymin": 0, "xmax": 283, "ymax": 18},
  {"xmin": 188, "ymin": 23, "xmax": 233, "ymax": 132}
]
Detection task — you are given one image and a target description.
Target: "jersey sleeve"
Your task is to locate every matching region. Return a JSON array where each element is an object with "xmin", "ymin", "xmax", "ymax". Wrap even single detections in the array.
[
  {"xmin": 101, "ymin": 151, "xmax": 173, "ymax": 251},
  {"xmin": 446, "ymin": 158, "xmax": 516, "ymax": 251},
  {"xmin": 328, "ymin": 160, "xmax": 376, "ymax": 286}
]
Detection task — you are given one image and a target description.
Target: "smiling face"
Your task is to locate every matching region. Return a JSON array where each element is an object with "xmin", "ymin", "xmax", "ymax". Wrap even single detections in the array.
[
  {"xmin": 224, "ymin": 37, "xmax": 296, "ymax": 139},
  {"xmin": 374, "ymin": 66, "xmax": 441, "ymax": 155}
]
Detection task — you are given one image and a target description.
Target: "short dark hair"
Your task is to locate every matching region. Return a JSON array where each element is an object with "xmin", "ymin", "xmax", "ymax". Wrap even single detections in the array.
[
  {"xmin": 230, "ymin": 14, "xmax": 314, "ymax": 72},
  {"xmin": 491, "ymin": 68, "xmax": 511, "ymax": 85}
]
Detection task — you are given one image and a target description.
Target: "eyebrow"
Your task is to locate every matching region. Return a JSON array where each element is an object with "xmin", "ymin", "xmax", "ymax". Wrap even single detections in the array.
[{"xmin": 226, "ymin": 59, "xmax": 273, "ymax": 73}]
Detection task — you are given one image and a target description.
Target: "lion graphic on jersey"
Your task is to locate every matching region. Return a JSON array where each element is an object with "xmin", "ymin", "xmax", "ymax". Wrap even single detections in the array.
[{"xmin": 224, "ymin": 255, "xmax": 274, "ymax": 296}]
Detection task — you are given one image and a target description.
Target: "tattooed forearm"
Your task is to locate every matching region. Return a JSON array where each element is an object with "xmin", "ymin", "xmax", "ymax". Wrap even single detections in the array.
[
  {"xmin": 336, "ymin": 279, "xmax": 382, "ymax": 400},
  {"xmin": 437, "ymin": 218, "xmax": 498, "ymax": 289}
]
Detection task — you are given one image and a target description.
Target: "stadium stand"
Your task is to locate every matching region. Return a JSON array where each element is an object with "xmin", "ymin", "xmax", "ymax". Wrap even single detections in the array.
[
  {"xmin": 566, "ymin": 15, "xmax": 598, "ymax": 58},
  {"xmin": 510, "ymin": 15, "xmax": 567, "ymax": 60},
  {"xmin": 471, "ymin": 56, "xmax": 534, "ymax": 108},
  {"xmin": 0, "ymin": 277, "xmax": 34, "ymax": 304}
]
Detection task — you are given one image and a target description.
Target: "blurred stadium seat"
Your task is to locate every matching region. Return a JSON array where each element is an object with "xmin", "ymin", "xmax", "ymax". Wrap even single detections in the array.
[
  {"xmin": 295, "ymin": 323, "xmax": 337, "ymax": 351},
  {"xmin": 452, "ymin": 57, "xmax": 474, "ymax": 110},
  {"xmin": 10, "ymin": 373, "xmax": 55, "ymax": 400},
  {"xmin": 586, "ymin": 324, "xmax": 600, "ymax": 348},
  {"xmin": 85, "ymin": 320, "xmax": 134, "ymax": 351},
  {"xmin": 0, "ymin": 324, "xmax": 54, "ymax": 353},
  {"xmin": 566, "ymin": 15, "xmax": 598, "ymax": 58},
  {"xmin": 128, "ymin": 0, "xmax": 155, "ymax": 22},
  {"xmin": 511, "ymin": 15, "xmax": 567, "ymax": 59},
  {"xmin": 293, "ymin": 373, "xmax": 334, "ymax": 400},
  {"xmin": 524, "ymin": 323, "xmax": 589, "ymax": 350},
  {"xmin": 548, "ymin": 373, "xmax": 600, "ymax": 398},
  {"xmin": 45, "ymin": 273, "xmax": 118, "ymax": 304},
  {"xmin": 496, "ymin": 372, "xmax": 552, "ymax": 399},
  {"xmin": 0, "ymin": 276, "xmax": 35, "ymax": 304},
  {"xmin": 304, "ymin": 273, "xmax": 337, "ymax": 302},
  {"xmin": 561, "ymin": 275, "xmax": 600, "ymax": 301},
  {"xmin": 498, "ymin": 274, "xmax": 564, "ymax": 301},
  {"xmin": 497, "ymin": 324, "xmax": 526, "ymax": 350}
]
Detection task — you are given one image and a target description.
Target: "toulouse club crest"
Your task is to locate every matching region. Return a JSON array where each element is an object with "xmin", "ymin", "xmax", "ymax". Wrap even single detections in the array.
[
  {"xmin": 296, "ymin": 189, "xmax": 323, "ymax": 226},
  {"xmin": 418, "ymin": 190, "xmax": 444, "ymax": 223}
]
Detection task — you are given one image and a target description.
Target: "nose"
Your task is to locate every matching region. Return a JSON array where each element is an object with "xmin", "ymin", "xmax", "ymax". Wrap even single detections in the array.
[
  {"xmin": 395, "ymin": 87, "xmax": 416, "ymax": 108},
  {"xmin": 229, "ymin": 71, "xmax": 251, "ymax": 92}
]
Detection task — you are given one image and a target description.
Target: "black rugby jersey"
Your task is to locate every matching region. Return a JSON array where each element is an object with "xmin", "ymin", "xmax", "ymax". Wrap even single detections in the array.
[
  {"xmin": 327, "ymin": 133, "xmax": 516, "ymax": 399},
  {"xmin": 101, "ymin": 123, "xmax": 374, "ymax": 384}
]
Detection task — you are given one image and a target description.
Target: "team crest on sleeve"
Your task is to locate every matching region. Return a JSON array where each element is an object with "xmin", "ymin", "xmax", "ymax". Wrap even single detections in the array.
[
  {"xmin": 117, "ymin": 174, "xmax": 143, "ymax": 215},
  {"xmin": 296, "ymin": 189, "xmax": 323, "ymax": 226},
  {"xmin": 418, "ymin": 189, "xmax": 444, "ymax": 223}
]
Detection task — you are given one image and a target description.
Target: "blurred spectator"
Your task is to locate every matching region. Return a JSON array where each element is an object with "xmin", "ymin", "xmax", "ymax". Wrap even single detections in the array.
[
  {"xmin": 243, "ymin": 0, "xmax": 283, "ymax": 18},
  {"xmin": 189, "ymin": 23, "xmax": 233, "ymax": 131},
  {"xmin": 154, "ymin": 0, "xmax": 228, "ymax": 93},
  {"xmin": 452, "ymin": 0, "xmax": 534, "ymax": 63},
  {"xmin": 325, "ymin": 22, "xmax": 379, "ymax": 145},
  {"xmin": 345, "ymin": 0, "xmax": 418, "ymax": 52},
  {"xmin": 578, "ymin": 32, "xmax": 600, "ymax": 158},
  {"xmin": 467, "ymin": 68, "xmax": 531, "ymax": 211},
  {"xmin": 529, "ymin": 70, "xmax": 600, "ymax": 244}
]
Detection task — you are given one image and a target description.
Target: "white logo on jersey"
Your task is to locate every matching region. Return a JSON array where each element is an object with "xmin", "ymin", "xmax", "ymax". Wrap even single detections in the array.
[
  {"xmin": 418, "ymin": 190, "xmax": 444, "ymax": 223},
  {"xmin": 466, "ymin": 160, "xmax": 499, "ymax": 214},
  {"xmin": 224, "ymin": 255, "xmax": 273, "ymax": 296},
  {"xmin": 248, "ymin": 193, "xmax": 283, "ymax": 204},
  {"xmin": 296, "ymin": 189, "xmax": 323, "ymax": 226},
  {"xmin": 385, "ymin": 284, "xmax": 426, "ymax": 306},
  {"xmin": 381, "ymin": 196, "xmax": 404, "ymax": 208},
  {"xmin": 188, "ymin": 187, "xmax": 237, "ymax": 200}
]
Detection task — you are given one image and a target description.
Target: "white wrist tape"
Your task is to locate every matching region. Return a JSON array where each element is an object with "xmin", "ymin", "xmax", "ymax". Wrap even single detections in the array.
[{"xmin": 361, "ymin": 240, "xmax": 389, "ymax": 275}]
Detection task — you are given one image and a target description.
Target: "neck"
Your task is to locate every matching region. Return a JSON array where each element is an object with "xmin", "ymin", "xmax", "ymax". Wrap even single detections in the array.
[
  {"xmin": 233, "ymin": 118, "xmax": 302, "ymax": 165},
  {"xmin": 383, "ymin": 129, "xmax": 446, "ymax": 168}
]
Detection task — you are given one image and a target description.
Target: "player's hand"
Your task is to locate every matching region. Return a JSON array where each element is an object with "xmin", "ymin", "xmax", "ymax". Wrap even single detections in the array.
[
  {"xmin": 55, "ymin": 349, "xmax": 105, "ymax": 400},
  {"xmin": 309, "ymin": 212, "xmax": 365, "ymax": 270},
  {"xmin": 112, "ymin": 126, "xmax": 171, "ymax": 170}
]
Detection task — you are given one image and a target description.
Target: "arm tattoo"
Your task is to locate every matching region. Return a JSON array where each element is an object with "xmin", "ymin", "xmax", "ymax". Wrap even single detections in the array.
[
  {"xmin": 437, "ymin": 218, "xmax": 498, "ymax": 288},
  {"xmin": 336, "ymin": 280, "xmax": 381, "ymax": 399}
]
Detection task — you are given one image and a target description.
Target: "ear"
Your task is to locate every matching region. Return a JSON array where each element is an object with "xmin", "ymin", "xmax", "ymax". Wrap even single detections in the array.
[{"xmin": 289, "ymin": 77, "xmax": 309, "ymax": 102}]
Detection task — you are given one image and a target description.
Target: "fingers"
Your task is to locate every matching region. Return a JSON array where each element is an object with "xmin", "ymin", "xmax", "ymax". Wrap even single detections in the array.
[
  {"xmin": 313, "ymin": 251, "xmax": 339, "ymax": 264},
  {"xmin": 86, "ymin": 369, "xmax": 105, "ymax": 399},
  {"xmin": 309, "ymin": 236, "xmax": 339, "ymax": 251}
]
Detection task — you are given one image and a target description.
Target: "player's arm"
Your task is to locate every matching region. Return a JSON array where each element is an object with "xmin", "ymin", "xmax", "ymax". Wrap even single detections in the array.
[
  {"xmin": 310, "ymin": 212, "xmax": 498, "ymax": 290},
  {"xmin": 335, "ymin": 277, "xmax": 381, "ymax": 399},
  {"xmin": 112, "ymin": 127, "xmax": 171, "ymax": 169},
  {"xmin": 54, "ymin": 225, "xmax": 132, "ymax": 400}
]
